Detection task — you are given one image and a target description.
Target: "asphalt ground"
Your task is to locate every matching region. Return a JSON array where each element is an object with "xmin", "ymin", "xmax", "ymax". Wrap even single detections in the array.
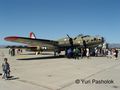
[{"xmin": 0, "ymin": 48, "xmax": 120, "ymax": 90}]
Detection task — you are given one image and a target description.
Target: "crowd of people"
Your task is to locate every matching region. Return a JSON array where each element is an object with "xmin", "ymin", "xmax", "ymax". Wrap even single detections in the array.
[
  {"xmin": 106, "ymin": 48, "xmax": 119, "ymax": 59},
  {"xmin": 66, "ymin": 47, "xmax": 90, "ymax": 59},
  {"xmin": 65, "ymin": 47, "xmax": 119, "ymax": 60},
  {"xmin": 9, "ymin": 48, "xmax": 22, "ymax": 56}
]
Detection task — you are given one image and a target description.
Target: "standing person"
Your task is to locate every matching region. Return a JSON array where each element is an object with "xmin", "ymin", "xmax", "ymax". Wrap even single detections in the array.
[
  {"xmin": 17, "ymin": 49, "xmax": 21, "ymax": 55},
  {"xmin": 82, "ymin": 48, "xmax": 86, "ymax": 57},
  {"xmin": 11, "ymin": 48, "xmax": 15, "ymax": 56},
  {"xmin": 95, "ymin": 48, "xmax": 98, "ymax": 57},
  {"xmin": 86, "ymin": 48, "xmax": 90, "ymax": 59},
  {"xmin": 107, "ymin": 49, "xmax": 112, "ymax": 59},
  {"xmin": 80, "ymin": 48, "xmax": 84, "ymax": 59},
  {"xmin": 2, "ymin": 58, "xmax": 10, "ymax": 80},
  {"xmin": 12, "ymin": 48, "xmax": 15, "ymax": 56},
  {"xmin": 115, "ymin": 49, "xmax": 119, "ymax": 59},
  {"xmin": 73, "ymin": 48, "xmax": 76, "ymax": 59},
  {"xmin": 67, "ymin": 48, "xmax": 72, "ymax": 58},
  {"xmin": 112, "ymin": 49, "xmax": 117, "ymax": 59},
  {"xmin": 8, "ymin": 48, "xmax": 11, "ymax": 55},
  {"xmin": 73, "ymin": 48, "xmax": 80, "ymax": 60}
]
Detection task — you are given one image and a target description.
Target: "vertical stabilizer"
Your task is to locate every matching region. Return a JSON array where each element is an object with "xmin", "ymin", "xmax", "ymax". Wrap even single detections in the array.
[{"xmin": 30, "ymin": 32, "xmax": 36, "ymax": 39}]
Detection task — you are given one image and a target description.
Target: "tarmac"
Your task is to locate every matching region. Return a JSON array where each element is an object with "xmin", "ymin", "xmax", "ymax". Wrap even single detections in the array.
[{"xmin": 0, "ymin": 48, "xmax": 120, "ymax": 90}]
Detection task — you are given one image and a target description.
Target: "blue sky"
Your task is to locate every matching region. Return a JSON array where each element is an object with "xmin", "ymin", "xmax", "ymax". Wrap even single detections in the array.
[{"xmin": 0, "ymin": 0, "xmax": 120, "ymax": 45}]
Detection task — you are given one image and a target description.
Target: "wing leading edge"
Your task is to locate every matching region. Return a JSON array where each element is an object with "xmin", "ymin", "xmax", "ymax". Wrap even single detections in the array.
[{"xmin": 4, "ymin": 36, "xmax": 58, "ymax": 47}]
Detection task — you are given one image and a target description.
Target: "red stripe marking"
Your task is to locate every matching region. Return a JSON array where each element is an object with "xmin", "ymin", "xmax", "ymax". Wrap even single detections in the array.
[{"xmin": 4, "ymin": 36, "xmax": 19, "ymax": 41}]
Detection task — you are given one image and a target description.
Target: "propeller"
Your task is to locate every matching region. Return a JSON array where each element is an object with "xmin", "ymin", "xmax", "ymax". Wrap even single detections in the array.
[
  {"xmin": 83, "ymin": 40, "xmax": 87, "ymax": 48},
  {"xmin": 67, "ymin": 34, "xmax": 73, "ymax": 47},
  {"xmin": 67, "ymin": 34, "xmax": 87, "ymax": 48},
  {"xmin": 101, "ymin": 37, "xmax": 105, "ymax": 43},
  {"xmin": 81, "ymin": 37, "xmax": 87, "ymax": 48},
  {"xmin": 95, "ymin": 35, "xmax": 105, "ymax": 43}
]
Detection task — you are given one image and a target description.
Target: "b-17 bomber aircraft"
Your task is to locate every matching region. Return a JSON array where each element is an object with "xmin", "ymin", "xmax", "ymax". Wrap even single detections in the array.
[{"xmin": 4, "ymin": 32, "xmax": 104, "ymax": 55}]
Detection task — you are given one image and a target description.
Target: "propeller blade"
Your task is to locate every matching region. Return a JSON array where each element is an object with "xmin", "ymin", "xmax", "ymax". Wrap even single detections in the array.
[
  {"xmin": 101, "ymin": 37, "xmax": 105, "ymax": 43},
  {"xmin": 83, "ymin": 40, "xmax": 87, "ymax": 48},
  {"xmin": 74, "ymin": 37, "xmax": 77, "ymax": 40},
  {"xmin": 67, "ymin": 34, "xmax": 70, "ymax": 39},
  {"xmin": 66, "ymin": 34, "xmax": 73, "ymax": 47}
]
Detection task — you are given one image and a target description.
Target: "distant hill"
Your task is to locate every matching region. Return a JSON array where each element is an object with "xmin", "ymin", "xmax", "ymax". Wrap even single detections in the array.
[
  {"xmin": 108, "ymin": 43, "xmax": 120, "ymax": 48},
  {"xmin": 0, "ymin": 45, "xmax": 6, "ymax": 48},
  {"xmin": 0, "ymin": 45, "xmax": 27, "ymax": 48}
]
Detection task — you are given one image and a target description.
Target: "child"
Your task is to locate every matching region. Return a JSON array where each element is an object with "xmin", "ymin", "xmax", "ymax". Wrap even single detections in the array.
[{"xmin": 2, "ymin": 58, "xmax": 10, "ymax": 80}]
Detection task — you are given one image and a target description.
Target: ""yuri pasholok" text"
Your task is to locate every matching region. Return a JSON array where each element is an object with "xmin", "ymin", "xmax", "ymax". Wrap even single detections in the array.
[{"xmin": 75, "ymin": 79, "xmax": 114, "ymax": 84}]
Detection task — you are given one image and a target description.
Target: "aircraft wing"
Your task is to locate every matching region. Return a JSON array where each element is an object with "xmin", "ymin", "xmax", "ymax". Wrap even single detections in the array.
[{"xmin": 4, "ymin": 36, "xmax": 58, "ymax": 47}]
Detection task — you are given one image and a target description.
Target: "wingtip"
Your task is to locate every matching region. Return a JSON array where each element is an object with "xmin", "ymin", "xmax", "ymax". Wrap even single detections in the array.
[{"xmin": 4, "ymin": 36, "xmax": 19, "ymax": 41}]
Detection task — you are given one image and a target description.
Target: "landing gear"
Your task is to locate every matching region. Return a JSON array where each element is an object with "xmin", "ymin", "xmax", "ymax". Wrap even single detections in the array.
[
  {"xmin": 54, "ymin": 48, "xmax": 61, "ymax": 56},
  {"xmin": 35, "ymin": 51, "xmax": 42, "ymax": 55}
]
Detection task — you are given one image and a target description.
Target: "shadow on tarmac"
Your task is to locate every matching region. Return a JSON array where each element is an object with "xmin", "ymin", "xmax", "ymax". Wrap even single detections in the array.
[
  {"xmin": 21, "ymin": 52, "xmax": 54, "ymax": 55},
  {"xmin": 17, "ymin": 55, "xmax": 65, "ymax": 60},
  {"xmin": 7, "ymin": 76, "xmax": 19, "ymax": 80}
]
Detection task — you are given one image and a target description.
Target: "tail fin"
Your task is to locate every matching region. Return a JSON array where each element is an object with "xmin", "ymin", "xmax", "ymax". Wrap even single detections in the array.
[{"xmin": 29, "ymin": 32, "xmax": 36, "ymax": 39}]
